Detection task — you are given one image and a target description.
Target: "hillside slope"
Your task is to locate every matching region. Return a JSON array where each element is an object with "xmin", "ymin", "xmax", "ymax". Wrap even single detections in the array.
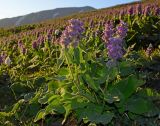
[{"xmin": 0, "ymin": 6, "xmax": 95, "ymax": 28}]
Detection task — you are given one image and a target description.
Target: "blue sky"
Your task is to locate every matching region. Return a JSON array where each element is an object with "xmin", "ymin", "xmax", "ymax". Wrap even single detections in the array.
[{"xmin": 0, "ymin": 0, "xmax": 139, "ymax": 19}]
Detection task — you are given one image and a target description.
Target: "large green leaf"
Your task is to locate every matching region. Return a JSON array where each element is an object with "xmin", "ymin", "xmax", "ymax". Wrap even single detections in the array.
[
  {"xmin": 10, "ymin": 82, "xmax": 30, "ymax": 95},
  {"xmin": 104, "ymin": 75, "xmax": 144, "ymax": 105},
  {"xmin": 83, "ymin": 74, "xmax": 99, "ymax": 91},
  {"xmin": 127, "ymin": 97, "xmax": 154, "ymax": 115},
  {"xmin": 76, "ymin": 103, "xmax": 114, "ymax": 125},
  {"xmin": 109, "ymin": 75, "xmax": 144, "ymax": 100}
]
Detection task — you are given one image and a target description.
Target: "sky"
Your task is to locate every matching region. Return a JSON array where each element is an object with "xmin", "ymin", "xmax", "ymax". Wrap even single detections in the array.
[{"xmin": 0, "ymin": 0, "xmax": 140, "ymax": 19}]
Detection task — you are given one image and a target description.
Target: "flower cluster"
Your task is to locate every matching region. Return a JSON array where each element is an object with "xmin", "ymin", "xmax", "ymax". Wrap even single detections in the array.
[
  {"xmin": 128, "ymin": 6, "xmax": 134, "ymax": 15},
  {"xmin": 144, "ymin": 5, "xmax": 151, "ymax": 16},
  {"xmin": 136, "ymin": 4, "xmax": 142, "ymax": 15},
  {"xmin": 32, "ymin": 36, "xmax": 45, "ymax": 50},
  {"xmin": 102, "ymin": 21, "xmax": 114, "ymax": 43},
  {"xmin": 116, "ymin": 20, "xmax": 128, "ymax": 39},
  {"xmin": 103, "ymin": 20, "xmax": 128, "ymax": 61},
  {"xmin": 119, "ymin": 3, "xmax": 160, "ymax": 17},
  {"xmin": 107, "ymin": 37, "xmax": 124, "ymax": 60},
  {"xmin": 60, "ymin": 19, "xmax": 84, "ymax": 47},
  {"xmin": 154, "ymin": 5, "xmax": 160, "ymax": 15},
  {"xmin": 0, "ymin": 55, "xmax": 3, "ymax": 64},
  {"xmin": 18, "ymin": 40, "xmax": 27, "ymax": 55}
]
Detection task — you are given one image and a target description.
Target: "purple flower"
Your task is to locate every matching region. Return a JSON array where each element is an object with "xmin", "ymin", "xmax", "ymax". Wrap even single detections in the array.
[
  {"xmin": 18, "ymin": 40, "xmax": 23, "ymax": 48},
  {"xmin": 32, "ymin": 41, "xmax": 38, "ymax": 49},
  {"xmin": 102, "ymin": 21, "xmax": 114, "ymax": 43},
  {"xmin": 116, "ymin": 20, "xmax": 128, "ymax": 39},
  {"xmin": 102, "ymin": 21, "xmax": 128, "ymax": 61},
  {"xmin": 37, "ymin": 36, "xmax": 44, "ymax": 46},
  {"xmin": 60, "ymin": 19, "xmax": 84, "ymax": 47},
  {"xmin": 47, "ymin": 29, "xmax": 53, "ymax": 35},
  {"xmin": 47, "ymin": 34, "xmax": 52, "ymax": 42},
  {"xmin": 136, "ymin": 4, "xmax": 142, "ymax": 15},
  {"xmin": 89, "ymin": 20, "xmax": 94, "ymax": 28},
  {"xmin": 17, "ymin": 40, "xmax": 27, "ymax": 55},
  {"xmin": 21, "ymin": 47, "xmax": 27, "ymax": 55},
  {"xmin": 154, "ymin": 6, "xmax": 160, "ymax": 15},
  {"xmin": 144, "ymin": 6, "xmax": 151, "ymax": 16},
  {"xmin": 107, "ymin": 37, "xmax": 124, "ymax": 60},
  {"xmin": 0, "ymin": 56, "xmax": 3, "ymax": 64},
  {"xmin": 36, "ymin": 32, "xmax": 40, "ymax": 37},
  {"xmin": 128, "ymin": 6, "xmax": 134, "ymax": 15}
]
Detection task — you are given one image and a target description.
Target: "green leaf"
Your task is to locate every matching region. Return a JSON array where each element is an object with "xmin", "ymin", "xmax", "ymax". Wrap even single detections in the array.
[
  {"xmin": 27, "ymin": 63, "xmax": 39, "ymax": 69},
  {"xmin": 12, "ymin": 99, "xmax": 24, "ymax": 110},
  {"xmin": 62, "ymin": 104, "xmax": 72, "ymax": 124},
  {"xmin": 57, "ymin": 54, "xmax": 64, "ymax": 69},
  {"xmin": 34, "ymin": 109, "xmax": 46, "ymax": 122},
  {"xmin": 45, "ymin": 97, "xmax": 65, "ymax": 114},
  {"xmin": 108, "ymin": 67, "xmax": 118, "ymax": 81},
  {"xmin": 83, "ymin": 74, "xmax": 99, "ymax": 91},
  {"xmin": 104, "ymin": 92, "xmax": 121, "ymax": 104},
  {"xmin": 34, "ymin": 77, "xmax": 46, "ymax": 87},
  {"xmin": 58, "ymin": 67, "xmax": 69, "ymax": 76},
  {"xmin": 24, "ymin": 92, "xmax": 34, "ymax": 102},
  {"xmin": 26, "ymin": 103, "xmax": 41, "ymax": 117},
  {"xmin": 10, "ymin": 82, "xmax": 30, "ymax": 94},
  {"xmin": 73, "ymin": 47, "xmax": 84, "ymax": 64},
  {"xmin": 94, "ymin": 112, "xmax": 114, "ymax": 125},
  {"xmin": 110, "ymin": 75, "xmax": 144, "ymax": 100},
  {"xmin": 119, "ymin": 61, "xmax": 135, "ymax": 76},
  {"xmin": 48, "ymin": 81, "xmax": 59, "ymax": 92},
  {"xmin": 38, "ymin": 92, "xmax": 54, "ymax": 104},
  {"xmin": 104, "ymin": 75, "xmax": 144, "ymax": 105},
  {"xmin": 76, "ymin": 103, "xmax": 114, "ymax": 125},
  {"xmin": 127, "ymin": 97, "xmax": 153, "ymax": 115},
  {"xmin": 121, "ymin": 75, "xmax": 144, "ymax": 98}
]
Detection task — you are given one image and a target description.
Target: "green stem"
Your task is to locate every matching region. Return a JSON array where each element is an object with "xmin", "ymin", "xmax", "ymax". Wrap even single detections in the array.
[
  {"xmin": 64, "ymin": 50, "xmax": 74, "ymax": 80},
  {"xmin": 64, "ymin": 48, "xmax": 79, "ymax": 92}
]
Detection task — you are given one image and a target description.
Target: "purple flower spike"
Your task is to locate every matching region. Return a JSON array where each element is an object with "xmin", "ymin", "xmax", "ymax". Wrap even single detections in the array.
[
  {"xmin": 102, "ymin": 21, "xmax": 114, "ymax": 43},
  {"xmin": 144, "ymin": 6, "xmax": 151, "ymax": 16},
  {"xmin": 18, "ymin": 40, "xmax": 23, "ymax": 48},
  {"xmin": 116, "ymin": 20, "xmax": 128, "ymax": 39},
  {"xmin": 32, "ymin": 41, "xmax": 38, "ymax": 49},
  {"xmin": 154, "ymin": 6, "xmax": 160, "ymax": 15},
  {"xmin": 21, "ymin": 47, "xmax": 27, "ymax": 55},
  {"xmin": 107, "ymin": 37, "xmax": 124, "ymax": 60},
  {"xmin": 0, "ymin": 56, "xmax": 3, "ymax": 64},
  {"xmin": 128, "ymin": 6, "xmax": 134, "ymax": 15},
  {"xmin": 102, "ymin": 20, "xmax": 128, "ymax": 61},
  {"xmin": 60, "ymin": 19, "xmax": 84, "ymax": 47},
  {"xmin": 136, "ymin": 4, "xmax": 142, "ymax": 15}
]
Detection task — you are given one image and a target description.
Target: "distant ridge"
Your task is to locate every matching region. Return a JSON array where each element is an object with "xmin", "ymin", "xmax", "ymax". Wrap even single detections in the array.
[{"xmin": 0, "ymin": 6, "xmax": 95, "ymax": 28}]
